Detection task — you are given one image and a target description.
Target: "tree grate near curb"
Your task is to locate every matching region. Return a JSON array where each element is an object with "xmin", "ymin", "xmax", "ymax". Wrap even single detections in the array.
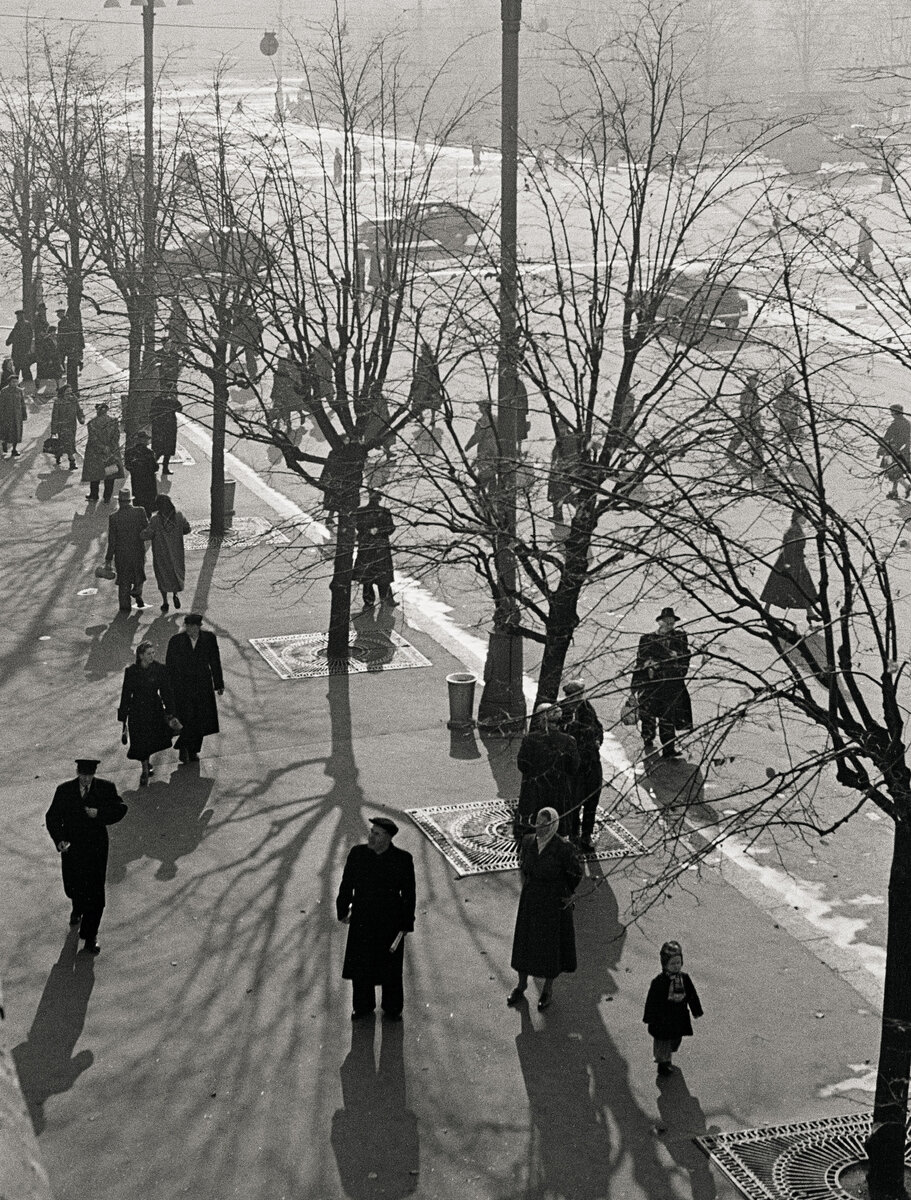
[
  {"xmin": 695, "ymin": 1113, "xmax": 911, "ymax": 1200},
  {"xmin": 186, "ymin": 515, "xmax": 291, "ymax": 551},
  {"xmin": 249, "ymin": 630, "xmax": 432, "ymax": 679},
  {"xmin": 406, "ymin": 800, "xmax": 645, "ymax": 876}
]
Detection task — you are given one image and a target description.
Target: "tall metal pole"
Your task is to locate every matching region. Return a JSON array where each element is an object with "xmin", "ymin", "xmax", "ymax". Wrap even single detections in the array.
[
  {"xmin": 142, "ymin": 1, "xmax": 157, "ymax": 359},
  {"xmin": 477, "ymin": 0, "xmax": 526, "ymax": 729}
]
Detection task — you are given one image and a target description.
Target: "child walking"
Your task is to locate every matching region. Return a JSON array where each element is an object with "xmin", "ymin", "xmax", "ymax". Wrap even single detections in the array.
[{"xmin": 643, "ymin": 940, "xmax": 703, "ymax": 1076}]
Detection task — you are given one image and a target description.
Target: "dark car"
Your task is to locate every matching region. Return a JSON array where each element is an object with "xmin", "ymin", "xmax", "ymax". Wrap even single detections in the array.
[
  {"xmin": 649, "ymin": 268, "xmax": 749, "ymax": 336},
  {"xmin": 158, "ymin": 226, "xmax": 268, "ymax": 295},
  {"xmin": 358, "ymin": 201, "xmax": 485, "ymax": 263}
]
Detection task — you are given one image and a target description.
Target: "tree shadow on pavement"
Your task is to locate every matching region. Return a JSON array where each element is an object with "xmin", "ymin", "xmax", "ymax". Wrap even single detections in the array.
[
  {"xmin": 190, "ymin": 534, "xmax": 222, "ymax": 616},
  {"xmin": 83, "ymin": 612, "xmax": 142, "ymax": 681},
  {"xmin": 331, "ymin": 1018, "xmax": 419, "ymax": 1199},
  {"xmin": 655, "ymin": 1070, "xmax": 718, "ymax": 1200},
  {"xmin": 107, "ymin": 764, "xmax": 216, "ymax": 884},
  {"xmin": 11, "ymin": 930, "xmax": 96, "ymax": 1136},
  {"xmin": 351, "ymin": 605, "xmax": 397, "ymax": 671},
  {"xmin": 479, "ymin": 728, "xmax": 521, "ymax": 802}
]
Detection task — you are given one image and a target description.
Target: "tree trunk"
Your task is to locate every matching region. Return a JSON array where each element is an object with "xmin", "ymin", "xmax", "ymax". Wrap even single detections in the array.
[
  {"xmin": 534, "ymin": 506, "xmax": 595, "ymax": 705},
  {"xmin": 866, "ymin": 816, "xmax": 911, "ymax": 1200},
  {"xmin": 20, "ymin": 240, "xmax": 34, "ymax": 322},
  {"xmin": 326, "ymin": 508, "xmax": 356, "ymax": 664},
  {"xmin": 210, "ymin": 349, "xmax": 228, "ymax": 539},
  {"xmin": 66, "ymin": 228, "xmax": 84, "ymax": 393},
  {"xmin": 123, "ymin": 318, "xmax": 144, "ymax": 444}
]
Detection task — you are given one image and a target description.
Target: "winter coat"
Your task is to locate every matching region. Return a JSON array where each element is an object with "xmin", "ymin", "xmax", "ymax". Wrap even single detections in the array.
[
  {"xmin": 50, "ymin": 393, "xmax": 85, "ymax": 456},
  {"xmin": 0, "ymin": 381, "xmax": 26, "ymax": 444},
  {"xmin": 632, "ymin": 630, "xmax": 693, "ymax": 727},
  {"xmin": 561, "ymin": 698, "xmax": 604, "ymax": 769},
  {"xmin": 45, "ymin": 776, "xmax": 127, "ymax": 906},
  {"xmin": 124, "ymin": 443, "xmax": 159, "ymax": 510},
  {"xmin": 105, "ymin": 504, "xmax": 147, "ymax": 586},
  {"xmin": 466, "ymin": 409, "xmax": 498, "ymax": 486},
  {"xmin": 759, "ymin": 522, "xmax": 818, "ymax": 612},
  {"xmin": 336, "ymin": 843, "xmax": 416, "ymax": 982},
  {"xmin": 548, "ymin": 426, "xmax": 584, "ymax": 508},
  {"xmin": 165, "ymin": 630, "xmax": 224, "ymax": 740},
  {"xmin": 143, "ymin": 510, "xmax": 191, "ymax": 593},
  {"xmin": 516, "ymin": 729, "xmax": 579, "ymax": 830},
  {"xmin": 407, "ymin": 349, "xmax": 444, "ymax": 419},
  {"xmin": 56, "ymin": 313, "xmax": 84, "ymax": 360},
  {"xmin": 880, "ymin": 414, "xmax": 911, "ymax": 481},
  {"xmin": 117, "ymin": 661, "xmax": 175, "ymax": 761},
  {"xmin": 149, "ymin": 392, "xmax": 180, "ymax": 460},
  {"xmin": 82, "ymin": 414, "xmax": 123, "ymax": 484},
  {"xmin": 35, "ymin": 333, "xmax": 62, "ymax": 380},
  {"xmin": 510, "ymin": 834, "xmax": 582, "ymax": 977},
  {"xmin": 5, "ymin": 318, "xmax": 33, "ymax": 363},
  {"xmin": 643, "ymin": 971, "xmax": 703, "ymax": 1040},
  {"xmin": 353, "ymin": 501, "xmax": 395, "ymax": 584}
]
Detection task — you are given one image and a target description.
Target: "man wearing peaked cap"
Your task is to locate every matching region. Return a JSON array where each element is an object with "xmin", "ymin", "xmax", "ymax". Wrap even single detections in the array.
[
  {"xmin": 336, "ymin": 817, "xmax": 415, "ymax": 1020},
  {"xmin": 45, "ymin": 758, "xmax": 128, "ymax": 954}
]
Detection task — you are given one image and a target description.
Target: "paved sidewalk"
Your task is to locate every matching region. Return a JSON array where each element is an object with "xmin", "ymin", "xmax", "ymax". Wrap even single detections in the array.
[{"xmin": 0, "ymin": 391, "xmax": 884, "ymax": 1200}]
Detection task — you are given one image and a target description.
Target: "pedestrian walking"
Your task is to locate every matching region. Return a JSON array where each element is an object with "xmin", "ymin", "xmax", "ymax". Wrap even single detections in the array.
[
  {"xmin": 56, "ymin": 307, "xmax": 84, "ymax": 389},
  {"xmin": 166, "ymin": 299, "xmax": 188, "ymax": 355},
  {"xmin": 50, "ymin": 385, "xmax": 85, "ymax": 469},
  {"xmin": 117, "ymin": 641, "xmax": 179, "ymax": 786},
  {"xmin": 228, "ymin": 301, "xmax": 263, "ymax": 385},
  {"xmin": 83, "ymin": 401, "xmax": 123, "ymax": 502},
  {"xmin": 726, "ymin": 374, "xmax": 764, "ymax": 477},
  {"xmin": 104, "ymin": 488, "xmax": 148, "ymax": 612},
  {"xmin": 630, "ymin": 607, "xmax": 692, "ymax": 759},
  {"xmin": 549, "ymin": 413, "xmax": 583, "ymax": 523},
  {"xmin": 471, "ymin": 139, "xmax": 482, "ymax": 172},
  {"xmin": 142, "ymin": 494, "xmax": 191, "ymax": 612},
  {"xmin": 5, "ymin": 310, "xmax": 34, "ymax": 388},
  {"xmin": 466, "ymin": 400, "xmax": 498, "ymax": 494},
  {"xmin": 515, "ymin": 702, "xmax": 579, "ymax": 839},
  {"xmin": 124, "ymin": 430, "xmax": 158, "ymax": 516},
  {"xmin": 333, "ymin": 147, "xmax": 343, "ymax": 186},
  {"xmin": 269, "ymin": 352, "xmax": 301, "ymax": 433},
  {"xmin": 772, "ymin": 371, "xmax": 802, "ymax": 452},
  {"xmin": 853, "ymin": 213, "xmax": 875, "ymax": 277},
  {"xmin": 354, "ymin": 145, "xmax": 363, "ymax": 182},
  {"xmin": 165, "ymin": 613, "xmax": 225, "ymax": 763},
  {"xmin": 353, "ymin": 490, "xmax": 398, "ymax": 608},
  {"xmin": 33, "ymin": 301, "xmax": 49, "ymax": 341},
  {"xmin": 560, "ymin": 680, "xmax": 604, "ymax": 851},
  {"xmin": 879, "ymin": 403, "xmax": 911, "ymax": 500},
  {"xmin": 643, "ymin": 940, "xmax": 703, "ymax": 1076},
  {"xmin": 760, "ymin": 510, "xmax": 820, "ymax": 621},
  {"xmin": 151, "ymin": 340, "xmax": 182, "ymax": 477},
  {"xmin": 45, "ymin": 758, "xmax": 128, "ymax": 955},
  {"xmin": 34, "ymin": 326, "xmax": 62, "ymax": 397},
  {"xmin": 0, "ymin": 365, "xmax": 26, "ymax": 459},
  {"xmin": 506, "ymin": 807, "xmax": 583, "ymax": 1011},
  {"xmin": 311, "ymin": 339, "xmax": 335, "ymax": 409},
  {"xmin": 407, "ymin": 341, "xmax": 444, "ymax": 429},
  {"xmin": 336, "ymin": 817, "xmax": 416, "ymax": 1021}
]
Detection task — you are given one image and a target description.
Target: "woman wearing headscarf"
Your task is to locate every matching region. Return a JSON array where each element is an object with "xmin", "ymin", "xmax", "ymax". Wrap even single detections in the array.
[
  {"xmin": 142, "ymin": 494, "xmax": 191, "ymax": 612},
  {"xmin": 117, "ymin": 640, "xmax": 178, "ymax": 786},
  {"xmin": 507, "ymin": 807, "xmax": 583, "ymax": 1011}
]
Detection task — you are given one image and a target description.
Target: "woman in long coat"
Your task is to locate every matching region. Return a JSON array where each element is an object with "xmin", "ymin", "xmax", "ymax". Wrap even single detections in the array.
[
  {"xmin": 50, "ymin": 385, "xmax": 85, "ymax": 468},
  {"xmin": 142, "ymin": 495, "xmax": 191, "ymax": 612},
  {"xmin": 507, "ymin": 808, "xmax": 583, "ymax": 1010},
  {"xmin": 82, "ymin": 403, "xmax": 123, "ymax": 497},
  {"xmin": 0, "ymin": 366, "xmax": 26, "ymax": 456},
  {"xmin": 760, "ymin": 510, "xmax": 819, "ymax": 616},
  {"xmin": 118, "ymin": 640, "xmax": 177, "ymax": 786}
]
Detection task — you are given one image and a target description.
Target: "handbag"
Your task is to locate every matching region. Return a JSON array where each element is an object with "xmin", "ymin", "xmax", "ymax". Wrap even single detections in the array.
[
  {"xmin": 42, "ymin": 435, "xmax": 61, "ymax": 455},
  {"xmin": 620, "ymin": 693, "xmax": 639, "ymax": 726},
  {"xmin": 94, "ymin": 563, "xmax": 116, "ymax": 580},
  {"xmin": 103, "ymin": 458, "xmax": 121, "ymax": 478},
  {"xmin": 167, "ymin": 716, "xmax": 183, "ymax": 733}
]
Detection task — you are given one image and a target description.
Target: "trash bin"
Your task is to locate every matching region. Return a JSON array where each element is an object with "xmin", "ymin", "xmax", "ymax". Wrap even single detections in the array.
[
  {"xmin": 446, "ymin": 672, "xmax": 477, "ymax": 729},
  {"xmin": 224, "ymin": 480, "xmax": 237, "ymax": 530}
]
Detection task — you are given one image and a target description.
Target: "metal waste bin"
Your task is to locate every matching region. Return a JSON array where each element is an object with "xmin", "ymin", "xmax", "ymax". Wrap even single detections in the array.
[
  {"xmin": 223, "ymin": 480, "xmax": 237, "ymax": 530},
  {"xmin": 446, "ymin": 672, "xmax": 477, "ymax": 729}
]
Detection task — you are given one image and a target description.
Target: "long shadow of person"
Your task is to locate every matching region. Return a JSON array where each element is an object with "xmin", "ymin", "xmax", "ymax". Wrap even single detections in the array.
[
  {"xmin": 351, "ymin": 606, "xmax": 396, "ymax": 673},
  {"xmin": 142, "ymin": 612, "xmax": 183, "ymax": 663},
  {"xmin": 34, "ymin": 467, "xmax": 71, "ymax": 503},
  {"xmin": 331, "ymin": 1018, "xmax": 418, "ymax": 1198},
  {"xmin": 107, "ymin": 764, "xmax": 215, "ymax": 884},
  {"xmin": 478, "ymin": 726, "xmax": 522, "ymax": 803},
  {"xmin": 656, "ymin": 1070, "xmax": 718, "ymax": 1200},
  {"xmin": 83, "ymin": 612, "xmax": 141, "ymax": 681},
  {"xmin": 11, "ymin": 930, "xmax": 96, "ymax": 1135}
]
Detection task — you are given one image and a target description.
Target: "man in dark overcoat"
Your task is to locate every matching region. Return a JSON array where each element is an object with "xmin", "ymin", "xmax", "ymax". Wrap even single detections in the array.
[
  {"xmin": 45, "ymin": 758, "xmax": 128, "ymax": 954},
  {"xmin": 124, "ymin": 430, "xmax": 159, "ymax": 515},
  {"xmin": 880, "ymin": 403, "xmax": 911, "ymax": 501},
  {"xmin": 353, "ymin": 490, "xmax": 397, "ymax": 608},
  {"xmin": 515, "ymin": 703, "xmax": 579, "ymax": 839},
  {"xmin": 5, "ymin": 309, "xmax": 33, "ymax": 387},
  {"xmin": 165, "ymin": 613, "xmax": 225, "ymax": 763},
  {"xmin": 150, "ymin": 340, "xmax": 182, "ymax": 476},
  {"xmin": 56, "ymin": 307, "xmax": 84, "ymax": 390},
  {"xmin": 83, "ymin": 401, "xmax": 123, "ymax": 502},
  {"xmin": 560, "ymin": 680, "xmax": 604, "ymax": 851},
  {"xmin": 631, "ymin": 607, "xmax": 692, "ymax": 759},
  {"xmin": 336, "ymin": 817, "xmax": 416, "ymax": 1020},
  {"xmin": 105, "ymin": 488, "xmax": 148, "ymax": 612}
]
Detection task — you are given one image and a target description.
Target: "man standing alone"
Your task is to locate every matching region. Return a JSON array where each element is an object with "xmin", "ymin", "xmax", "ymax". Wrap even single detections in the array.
[
  {"xmin": 631, "ymin": 607, "xmax": 693, "ymax": 759},
  {"xmin": 560, "ymin": 680, "xmax": 604, "ymax": 851},
  {"xmin": 336, "ymin": 817, "xmax": 416, "ymax": 1021},
  {"xmin": 45, "ymin": 758, "xmax": 128, "ymax": 955},
  {"xmin": 166, "ymin": 613, "xmax": 225, "ymax": 763}
]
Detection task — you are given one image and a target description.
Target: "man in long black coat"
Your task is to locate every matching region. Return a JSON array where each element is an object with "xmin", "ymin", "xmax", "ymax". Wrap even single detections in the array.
[
  {"xmin": 515, "ymin": 703, "xmax": 579, "ymax": 839},
  {"xmin": 45, "ymin": 758, "xmax": 128, "ymax": 953},
  {"xmin": 124, "ymin": 430, "xmax": 159, "ymax": 515},
  {"xmin": 5, "ymin": 309, "xmax": 33, "ymax": 387},
  {"xmin": 165, "ymin": 613, "xmax": 224, "ymax": 762},
  {"xmin": 631, "ymin": 607, "xmax": 692, "ymax": 759},
  {"xmin": 336, "ymin": 817, "xmax": 416, "ymax": 1020},
  {"xmin": 560, "ymin": 680, "xmax": 604, "ymax": 851},
  {"xmin": 105, "ymin": 488, "xmax": 148, "ymax": 612},
  {"xmin": 353, "ymin": 490, "xmax": 397, "ymax": 608}
]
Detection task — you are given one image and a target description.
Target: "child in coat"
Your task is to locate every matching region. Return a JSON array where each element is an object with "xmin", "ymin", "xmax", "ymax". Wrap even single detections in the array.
[{"xmin": 643, "ymin": 940, "xmax": 703, "ymax": 1075}]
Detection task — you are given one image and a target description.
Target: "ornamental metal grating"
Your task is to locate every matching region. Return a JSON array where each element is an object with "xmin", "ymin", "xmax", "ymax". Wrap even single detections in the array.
[
  {"xmin": 186, "ymin": 515, "xmax": 292, "ymax": 551},
  {"xmin": 695, "ymin": 1113, "xmax": 911, "ymax": 1200},
  {"xmin": 249, "ymin": 630, "xmax": 432, "ymax": 679},
  {"xmin": 406, "ymin": 800, "xmax": 645, "ymax": 876}
]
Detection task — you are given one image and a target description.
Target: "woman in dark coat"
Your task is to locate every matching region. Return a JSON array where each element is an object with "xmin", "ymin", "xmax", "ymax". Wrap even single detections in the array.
[
  {"xmin": 165, "ymin": 614, "xmax": 224, "ymax": 762},
  {"xmin": 353, "ymin": 490, "xmax": 396, "ymax": 607},
  {"xmin": 117, "ymin": 641, "xmax": 177, "ymax": 786},
  {"xmin": 408, "ymin": 341, "xmax": 444, "ymax": 428},
  {"xmin": 0, "ymin": 367, "xmax": 26, "ymax": 457},
  {"xmin": 643, "ymin": 940, "xmax": 703, "ymax": 1075},
  {"xmin": 515, "ymin": 703, "xmax": 579, "ymax": 838},
  {"xmin": 760, "ymin": 510, "xmax": 819, "ymax": 616},
  {"xmin": 50, "ymin": 385, "xmax": 85, "ymax": 468},
  {"xmin": 35, "ymin": 328, "xmax": 62, "ymax": 395},
  {"xmin": 507, "ymin": 808, "xmax": 583, "ymax": 1011}
]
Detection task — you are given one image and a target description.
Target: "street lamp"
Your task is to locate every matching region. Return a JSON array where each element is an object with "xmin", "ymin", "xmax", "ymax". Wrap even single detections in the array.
[{"xmin": 477, "ymin": 0, "xmax": 526, "ymax": 729}]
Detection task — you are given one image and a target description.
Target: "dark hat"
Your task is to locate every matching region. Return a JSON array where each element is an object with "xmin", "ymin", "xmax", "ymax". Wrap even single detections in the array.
[
  {"xmin": 657, "ymin": 607, "xmax": 679, "ymax": 622},
  {"xmin": 134, "ymin": 429, "xmax": 149, "ymax": 441},
  {"xmin": 183, "ymin": 613, "xmax": 204, "ymax": 626},
  {"xmin": 95, "ymin": 401, "xmax": 109, "ymax": 412},
  {"xmin": 370, "ymin": 816, "xmax": 399, "ymax": 837},
  {"xmin": 118, "ymin": 488, "xmax": 131, "ymax": 503},
  {"xmin": 75, "ymin": 758, "xmax": 100, "ymax": 774},
  {"xmin": 562, "ymin": 679, "xmax": 585, "ymax": 695},
  {"xmin": 660, "ymin": 940, "xmax": 683, "ymax": 964},
  {"xmin": 890, "ymin": 404, "xmax": 904, "ymax": 414}
]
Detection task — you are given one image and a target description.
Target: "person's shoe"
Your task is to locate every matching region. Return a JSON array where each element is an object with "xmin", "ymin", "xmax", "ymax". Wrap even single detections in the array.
[
  {"xmin": 161, "ymin": 468, "xmax": 172, "ymax": 476},
  {"xmin": 350, "ymin": 1010, "xmax": 374, "ymax": 1020},
  {"xmin": 382, "ymin": 1010, "xmax": 403, "ymax": 1021},
  {"xmin": 147, "ymin": 766, "xmax": 154, "ymax": 776},
  {"xmin": 69, "ymin": 907, "xmax": 81, "ymax": 926},
  {"xmin": 173, "ymin": 595, "xmax": 181, "ymax": 609},
  {"xmin": 537, "ymin": 992, "xmax": 552, "ymax": 1011},
  {"xmin": 506, "ymin": 987, "xmax": 527, "ymax": 1006},
  {"xmin": 662, "ymin": 749, "xmax": 684, "ymax": 760},
  {"xmin": 382, "ymin": 596, "xmax": 399, "ymax": 607},
  {"xmin": 188, "ymin": 753, "xmax": 199, "ymax": 762},
  {"xmin": 135, "ymin": 596, "xmax": 145, "ymax": 609},
  {"xmin": 160, "ymin": 603, "xmax": 169, "ymax": 613},
  {"xmin": 55, "ymin": 457, "xmax": 61, "ymax": 466},
  {"xmin": 68, "ymin": 459, "xmax": 76, "ymax": 469},
  {"xmin": 642, "ymin": 740, "xmax": 656, "ymax": 750},
  {"xmin": 86, "ymin": 493, "xmax": 97, "ymax": 501},
  {"xmin": 83, "ymin": 940, "xmax": 101, "ymax": 955},
  {"xmin": 10, "ymin": 449, "xmax": 19, "ymax": 458},
  {"xmin": 656, "ymin": 1062, "xmax": 675, "ymax": 1076}
]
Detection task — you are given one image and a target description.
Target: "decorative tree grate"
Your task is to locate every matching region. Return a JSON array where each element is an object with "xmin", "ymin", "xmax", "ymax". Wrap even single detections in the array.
[
  {"xmin": 249, "ymin": 630, "xmax": 432, "ymax": 679},
  {"xmin": 406, "ymin": 800, "xmax": 645, "ymax": 876},
  {"xmin": 186, "ymin": 515, "xmax": 291, "ymax": 551},
  {"xmin": 695, "ymin": 1114, "xmax": 911, "ymax": 1200}
]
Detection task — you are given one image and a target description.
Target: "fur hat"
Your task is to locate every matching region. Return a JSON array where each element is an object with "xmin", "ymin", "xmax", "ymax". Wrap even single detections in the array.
[{"xmin": 659, "ymin": 940, "xmax": 683, "ymax": 966}]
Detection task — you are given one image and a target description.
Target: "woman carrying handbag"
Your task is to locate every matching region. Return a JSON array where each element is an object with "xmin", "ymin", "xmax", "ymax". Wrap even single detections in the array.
[{"xmin": 117, "ymin": 641, "xmax": 180, "ymax": 786}]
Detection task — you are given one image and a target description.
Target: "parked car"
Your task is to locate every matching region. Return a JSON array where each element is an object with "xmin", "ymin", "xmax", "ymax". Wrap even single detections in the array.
[
  {"xmin": 643, "ymin": 267, "xmax": 749, "ymax": 337},
  {"xmin": 358, "ymin": 201, "xmax": 485, "ymax": 264},
  {"xmin": 158, "ymin": 226, "xmax": 268, "ymax": 295}
]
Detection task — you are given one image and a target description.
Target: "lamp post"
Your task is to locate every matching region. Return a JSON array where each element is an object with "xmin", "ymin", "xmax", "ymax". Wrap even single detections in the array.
[{"xmin": 477, "ymin": 0, "xmax": 526, "ymax": 729}]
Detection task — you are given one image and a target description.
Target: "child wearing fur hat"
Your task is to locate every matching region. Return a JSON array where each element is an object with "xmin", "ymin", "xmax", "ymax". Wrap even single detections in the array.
[{"xmin": 643, "ymin": 940, "xmax": 703, "ymax": 1075}]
